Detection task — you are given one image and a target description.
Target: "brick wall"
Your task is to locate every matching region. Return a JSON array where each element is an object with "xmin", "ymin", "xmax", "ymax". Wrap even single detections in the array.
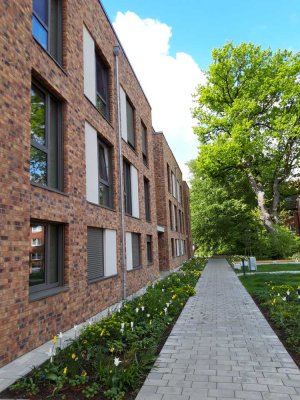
[{"xmin": 0, "ymin": 0, "xmax": 161, "ymax": 367}]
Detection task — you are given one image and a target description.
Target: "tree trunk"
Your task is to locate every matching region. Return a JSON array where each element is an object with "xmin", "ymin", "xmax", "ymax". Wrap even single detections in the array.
[
  {"xmin": 272, "ymin": 177, "xmax": 280, "ymax": 224},
  {"xmin": 247, "ymin": 172, "xmax": 275, "ymax": 233}
]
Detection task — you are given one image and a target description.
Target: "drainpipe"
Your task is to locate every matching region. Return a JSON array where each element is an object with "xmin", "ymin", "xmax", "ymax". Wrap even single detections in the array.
[{"xmin": 114, "ymin": 46, "xmax": 127, "ymax": 299}]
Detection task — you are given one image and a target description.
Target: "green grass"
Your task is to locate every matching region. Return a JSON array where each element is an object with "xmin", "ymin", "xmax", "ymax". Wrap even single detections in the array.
[
  {"xmin": 239, "ymin": 273, "xmax": 300, "ymax": 363},
  {"xmin": 257, "ymin": 263, "xmax": 300, "ymax": 272}
]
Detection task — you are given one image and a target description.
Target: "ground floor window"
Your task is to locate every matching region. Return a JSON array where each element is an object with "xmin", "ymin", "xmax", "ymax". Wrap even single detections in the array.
[
  {"xmin": 146, "ymin": 235, "xmax": 153, "ymax": 264},
  {"xmin": 29, "ymin": 221, "xmax": 64, "ymax": 293}
]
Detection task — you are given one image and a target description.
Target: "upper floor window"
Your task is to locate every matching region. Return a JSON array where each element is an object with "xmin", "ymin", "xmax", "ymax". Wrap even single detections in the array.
[
  {"xmin": 123, "ymin": 160, "xmax": 139, "ymax": 218},
  {"xmin": 85, "ymin": 122, "xmax": 113, "ymax": 209},
  {"xmin": 83, "ymin": 27, "xmax": 110, "ymax": 120},
  {"xmin": 120, "ymin": 87, "xmax": 135, "ymax": 149},
  {"xmin": 32, "ymin": 0, "xmax": 62, "ymax": 64},
  {"xmin": 30, "ymin": 81, "xmax": 63, "ymax": 191},
  {"xmin": 98, "ymin": 140, "xmax": 112, "ymax": 208},
  {"xmin": 167, "ymin": 164, "xmax": 171, "ymax": 193},
  {"xmin": 96, "ymin": 53, "xmax": 109, "ymax": 119},
  {"xmin": 141, "ymin": 123, "xmax": 148, "ymax": 165},
  {"xmin": 144, "ymin": 178, "xmax": 151, "ymax": 222}
]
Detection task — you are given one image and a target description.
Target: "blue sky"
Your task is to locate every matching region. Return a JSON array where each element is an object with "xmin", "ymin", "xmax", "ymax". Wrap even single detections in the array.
[
  {"xmin": 101, "ymin": 0, "xmax": 300, "ymax": 180},
  {"xmin": 102, "ymin": 0, "xmax": 300, "ymax": 69}
]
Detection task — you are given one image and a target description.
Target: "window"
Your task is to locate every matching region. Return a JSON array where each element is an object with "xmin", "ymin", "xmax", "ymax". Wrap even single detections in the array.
[
  {"xmin": 174, "ymin": 205, "xmax": 178, "ymax": 232},
  {"xmin": 126, "ymin": 99, "xmax": 135, "ymax": 148},
  {"xmin": 146, "ymin": 235, "xmax": 153, "ymax": 264},
  {"xmin": 32, "ymin": 238, "xmax": 42, "ymax": 246},
  {"xmin": 87, "ymin": 228, "xmax": 117, "ymax": 282},
  {"xmin": 171, "ymin": 238, "xmax": 175, "ymax": 258},
  {"xmin": 30, "ymin": 82, "xmax": 63, "ymax": 191},
  {"xmin": 169, "ymin": 201, "xmax": 173, "ymax": 230},
  {"xmin": 141, "ymin": 123, "xmax": 148, "ymax": 164},
  {"xmin": 123, "ymin": 160, "xmax": 139, "ymax": 218},
  {"xmin": 144, "ymin": 178, "xmax": 151, "ymax": 222},
  {"xmin": 32, "ymin": 0, "xmax": 62, "ymax": 64},
  {"xmin": 29, "ymin": 221, "xmax": 64, "ymax": 293},
  {"xmin": 96, "ymin": 53, "xmax": 109, "ymax": 119},
  {"xmin": 87, "ymin": 227, "xmax": 104, "ymax": 282},
  {"xmin": 178, "ymin": 210, "xmax": 181, "ymax": 233},
  {"xmin": 171, "ymin": 172, "xmax": 176, "ymax": 197},
  {"xmin": 132, "ymin": 233, "xmax": 140, "ymax": 268},
  {"xmin": 167, "ymin": 164, "xmax": 171, "ymax": 193},
  {"xmin": 123, "ymin": 161, "xmax": 132, "ymax": 215},
  {"xmin": 98, "ymin": 140, "xmax": 112, "ymax": 208},
  {"xmin": 120, "ymin": 87, "xmax": 135, "ymax": 149}
]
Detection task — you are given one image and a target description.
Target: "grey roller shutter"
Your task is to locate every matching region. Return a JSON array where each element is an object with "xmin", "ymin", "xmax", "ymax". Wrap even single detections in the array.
[
  {"xmin": 87, "ymin": 227, "xmax": 104, "ymax": 281},
  {"xmin": 132, "ymin": 233, "xmax": 140, "ymax": 268}
]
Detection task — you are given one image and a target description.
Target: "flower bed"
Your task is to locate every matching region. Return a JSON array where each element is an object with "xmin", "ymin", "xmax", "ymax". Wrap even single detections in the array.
[
  {"xmin": 4, "ymin": 258, "xmax": 205, "ymax": 400},
  {"xmin": 240, "ymin": 273, "xmax": 300, "ymax": 367}
]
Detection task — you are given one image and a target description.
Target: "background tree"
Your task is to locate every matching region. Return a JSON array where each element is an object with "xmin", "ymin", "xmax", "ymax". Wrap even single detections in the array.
[{"xmin": 192, "ymin": 43, "xmax": 300, "ymax": 234}]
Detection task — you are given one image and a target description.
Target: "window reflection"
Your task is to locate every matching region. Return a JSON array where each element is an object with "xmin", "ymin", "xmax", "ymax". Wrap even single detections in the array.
[{"xmin": 29, "ymin": 224, "xmax": 45, "ymax": 286}]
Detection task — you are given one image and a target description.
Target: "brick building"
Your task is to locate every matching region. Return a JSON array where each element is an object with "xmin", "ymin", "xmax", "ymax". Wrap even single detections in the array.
[
  {"xmin": 0, "ymin": 0, "xmax": 192, "ymax": 367},
  {"xmin": 285, "ymin": 196, "xmax": 300, "ymax": 235},
  {"xmin": 153, "ymin": 132, "xmax": 193, "ymax": 271}
]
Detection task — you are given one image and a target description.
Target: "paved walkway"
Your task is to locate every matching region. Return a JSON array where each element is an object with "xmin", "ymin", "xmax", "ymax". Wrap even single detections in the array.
[{"xmin": 136, "ymin": 258, "xmax": 300, "ymax": 400}]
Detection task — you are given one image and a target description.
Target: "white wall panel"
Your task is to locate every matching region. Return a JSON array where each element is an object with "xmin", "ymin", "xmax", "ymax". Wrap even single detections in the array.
[
  {"xmin": 83, "ymin": 27, "xmax": 96, "ymax": 105},
  {"xmin": 131, "ymin": 165, "xmax": 139, "ymax": 218},
  {"xmin": 126, "ymin": 232, "xmax": 133, "ymax": 270},
  {"xmin": 85, "ymin": 122, "xmax": 99, "ymax": 204},
  {"xmin": 104, "ymin": 230, "xmax": 117, "ymax": 276}
]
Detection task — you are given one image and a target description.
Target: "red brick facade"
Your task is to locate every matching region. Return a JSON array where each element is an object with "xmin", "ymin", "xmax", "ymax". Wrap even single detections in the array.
[
  {"xmin": 153, "ymin": 133, "xmax": 193, "ymax": 271},
  {"xmin": 0, "ymin": 0, "xmax": 192, "ymax": 367}
]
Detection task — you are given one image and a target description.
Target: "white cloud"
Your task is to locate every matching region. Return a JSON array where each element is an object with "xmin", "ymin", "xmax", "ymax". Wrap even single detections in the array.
[{"xmin": 113, "ymin": 11, "xmax": 206, "ymax": 180}]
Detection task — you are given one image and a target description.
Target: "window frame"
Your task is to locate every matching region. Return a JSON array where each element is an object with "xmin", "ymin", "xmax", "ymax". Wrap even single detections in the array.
[
  {"xmin": 32, "ymin": 0, "xmax": 63, "ymax": 65},
  {"xmin": 30, "ymin": 80, "xmax": 63, "ymax": 191},
  {"xmin": 144, "ymin": 177, "xmax": 151, "ymax": 222},
  {"xmin": 141, "ymin": 122, "xmax": 148, "ymax": 165},
  {"xmin": 126, "ymin": 97, "xmax": 135, "ymax": 149},
  {"xmin": 95, "ymin": 51, "xmax": 109, "ymax": 120},
  {"xmin": 98, "ymin": 139, "xmax": 113, "ymax": 209},
  {"xmin": 146, "ymin": 235, "xmax": 153, "ymax": 264},
  {"xmin": 123, "ymin": 160, "xmax": 132, "ymax": 215},
  {"xmin": 29, "ymin": 220, "xmax": 64, "ymax": 295}
]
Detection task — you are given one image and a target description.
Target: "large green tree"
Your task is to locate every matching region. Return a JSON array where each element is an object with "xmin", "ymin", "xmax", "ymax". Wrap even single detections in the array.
[{"xmin": 192, "ymin": 43, "xmax": 300, "ymax": 234}]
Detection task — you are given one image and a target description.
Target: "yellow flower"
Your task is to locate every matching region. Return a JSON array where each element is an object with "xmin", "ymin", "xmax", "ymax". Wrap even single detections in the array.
[
  {"xmin": 109, "ymin": 347, "xmax": 115, "ymax": 353},
  {"xmin": 172, "ymin": 294, "xmax": 177, "ymax": 300},
  {"xmin": 71, "ymin": 353, "xmax": 76, "ymax": 360},
  {"xmin": 53, "ymin": 335, "xmax": 57, "ymax": 345},
  {"xmin": 82, "ymin": 371, "xmax": 87, "ymax": 377},
  {"xmin": 63, "ymin": 367, "xmax": 67, "ymax": 375}
]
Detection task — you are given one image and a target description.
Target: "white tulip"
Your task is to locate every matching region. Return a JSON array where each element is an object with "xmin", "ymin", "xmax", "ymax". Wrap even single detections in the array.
[{"xmin": 114, "ymin": 357, "xmax": 122, "ymax": 366}]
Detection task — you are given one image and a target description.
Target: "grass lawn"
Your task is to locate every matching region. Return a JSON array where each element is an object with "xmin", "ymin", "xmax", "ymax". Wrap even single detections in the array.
[
  {"xmin": 240, "ymin": 273, "xmax": 300, "ymax": 366},
  {"xmin": 257, "ymin": 263, "xmax": 300, "ymax": 273}
]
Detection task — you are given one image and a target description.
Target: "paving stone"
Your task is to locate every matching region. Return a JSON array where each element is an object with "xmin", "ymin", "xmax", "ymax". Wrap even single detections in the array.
[{"xmin": 136, "ymin": 259, "xmax": 300, "ymax": 400}]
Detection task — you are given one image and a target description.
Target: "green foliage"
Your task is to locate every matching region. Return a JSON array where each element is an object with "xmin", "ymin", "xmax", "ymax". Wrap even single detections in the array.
[
  {"xmin": 191, "ymin": 41, "xmax": 300, "ymax": 255},
  {"xmin": 8, "ymin": 259, "xmax": 205, "ymax": 400},
  {"xmin": 240, "ymin": 274, "xmax": 300, "ymax": 355}
]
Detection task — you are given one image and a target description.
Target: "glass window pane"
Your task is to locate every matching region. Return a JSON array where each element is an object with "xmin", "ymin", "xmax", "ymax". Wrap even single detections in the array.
[
  {"xmin": 31, "ymin": 86, "xmax": 46, "ymax": 146},
  {"xmin": 98, "ymin": 145, "xmax": 108, "ymax": 182},
  {"xmin": 99, "ymin": 183, "xmax": 109, "ymax": 207},
  {"xmin": 29, "ymin": 224, "xmax": 46, "ymax": 286},
  {"xmin": 48, "ymin": 97, "xmax": 59, "ymax": 189},
  {"xmin": 33, "ymin": 0, "xmax": 48, "ymax": 24},
  {"xmin": 48, "ymin": 225, "xmax": 59, "ymax": 284},
  {"xmin": 50, "ymin": 0, "xmax": 62, "ymax": 63},
  {"xmin": 126, "ymin": 100, "xmax": 135, "ymax": 147},
  {"xmin": 132, "ymin": 234, "xmax": 140, "ymax": 268},
  {"xmin": 30, "ymin": 146, "xmax": 47, "ymax": 185},
  {"xmin": 32, "ymin": 15, "xmax": 48, "ymax": 50}
]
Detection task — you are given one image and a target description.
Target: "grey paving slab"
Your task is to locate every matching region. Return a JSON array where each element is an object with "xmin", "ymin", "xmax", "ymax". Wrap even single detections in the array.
[{"xmin": 136, "ymin": 258, "xmax": 300, "ymax": 399}]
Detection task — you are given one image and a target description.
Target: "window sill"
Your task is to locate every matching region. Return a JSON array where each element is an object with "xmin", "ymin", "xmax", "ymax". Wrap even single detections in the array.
[
  {"xmin": 122, "ymin": 138, "xmax": 138, "ymax": 157},
  {"xmin": 87, "ymin": 200, "xmax": 115, "ymax": 212},
  {"xmin": 88, "ymin": 274, "xmax": 118, "ymax": 284},
  {"xmin": 31, "ymin": 182, "xmax": 69, "ymax": 197},
  {"xmin": 127, "ymin": 265, "xmax": 142, "ymax": 273},
  {"xmin": 84, "ymin": 96, "xmax": 113, "ymax": 128},
  {"xmin": 32, "ymin": 37, "xmax": 67, "ymax": 76},
  {"xmin": 29, "ymin": 286, "xmax": 69, "ymax": 302},
  {"xmin": 125, "ymin": 213, "xmax": 140, "ymax": 221}
]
